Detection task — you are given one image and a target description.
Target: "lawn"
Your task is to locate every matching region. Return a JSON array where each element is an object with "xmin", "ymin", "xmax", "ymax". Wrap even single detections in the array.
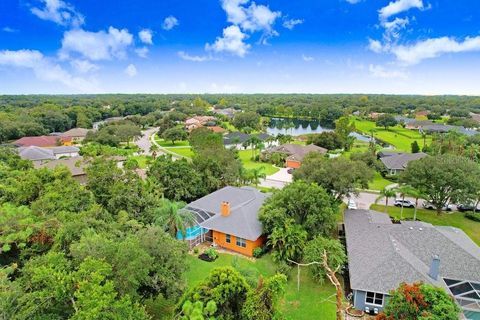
[
  {"xmin": 368, "ymin": 172, "xmax": 393, "ymax": 191},
  {"xmin": 352, "ymin": 118, "xmax": 432, "ymax": 152},
  {"xmin": 164, "ymin": 147, "xmax": 194, "ymax": 158},
  {"xmin": 370, "ymin": 204, "xmax": 480, "ymax": 246},
  {"xmin": 238, "ymin": 149, "xmax": 280, "ymax": 175},
  {"xmin": 342, "ymin": 140, "xmax": 370, "ymax": 158},
  {"xmin": 154, "ymin": 136, "xmax": 190, "ymax": 147},
  {"xmin": 129, "ymin": 155, "xmax": 151, "ymax": 169},
  {"xmin": 185, "ymin": 253, "xmax": 337, "ymax": 320}
]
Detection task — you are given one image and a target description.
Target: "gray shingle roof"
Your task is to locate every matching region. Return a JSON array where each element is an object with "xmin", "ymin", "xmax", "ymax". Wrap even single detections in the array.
[
  {"xmin": 267, "ymin": 143, "xmax": 327, "ymax": 162},
  {"xmin": 223, "ymin": 132, "xmax": 272, "ymax": 145},
  {"xmin": 380, "ymin": 152, "xmax": 427, "ymax": 170},
  {"xmin": 344, "ymin": 209, "xmax": 480, "ymax": 294},
  {"xmin": 61, "ymin": 128, "xmax": 90, "ymax": 138},
  {"xmin": 34, "ymin": 156, "xmax": 86, "ymax": 176},
  {"xmin": 18, "ymin": 146, "xmax": 56, "ymax": 161},
  {"xmin": 186, "ymin": 186, "xmax": 270, "ymax": 241}
]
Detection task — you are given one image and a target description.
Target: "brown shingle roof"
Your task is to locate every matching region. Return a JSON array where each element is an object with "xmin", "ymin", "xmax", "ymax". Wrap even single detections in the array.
[{"xmin": 268, "ymin": 144, "xmax": 327, "ymax": 162}]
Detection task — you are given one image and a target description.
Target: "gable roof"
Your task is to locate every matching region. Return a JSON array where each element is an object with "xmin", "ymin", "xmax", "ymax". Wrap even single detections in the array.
[
  {"xmin": 380, "ymin": 152, "xmax": 427, "ymax": 170},
  {"xmin": 267, "ymin": 143, "xmax": 327, "ymax": 162},
  {"xmin": 223, "ymin": 132, "xmax": 272, "ymax": 145},
  {"xmin": 62, "ymin": 128, "xmax": 90, "ymax": 138},
  {"xmin": 14, "ymin": 135, "xmax": 71, "ymax": 147},
  {"xmin": 18, "ymin": 146, "xmax": 56, "ymax": 161},
  {"xmin": 344, "ymin": 209, "xmax": 480, "ymax": 294},
  {"xmin": 34, "ymin": 156, "xmax": 86, "ymax": 176},
  {"xmin": 186, "ymin": 186, "xmax": 270, "ymax": 241}
]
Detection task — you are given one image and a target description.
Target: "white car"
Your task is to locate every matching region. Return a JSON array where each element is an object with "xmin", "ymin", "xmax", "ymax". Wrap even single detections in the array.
[
  {"xmin": 422, "ymin": 201, "xmax": 453, "ymax": 211},
  {"xmin": 347, "ymin": 199, "xmax": 358, "ymax": 210},
  {"xmin": 394, "ymin": 199, "xmax": 415, "ymax": 208}
]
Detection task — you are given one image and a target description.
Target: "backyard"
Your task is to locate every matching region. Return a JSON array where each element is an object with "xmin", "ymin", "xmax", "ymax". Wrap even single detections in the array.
[
  {"xmin": 185, "ymin": 252, "xmax": 337, "ymax": 320},
  {"xmin": 368, "ymin": 172, "xmax": 393, "ymax": 191},
  {"xmin": 370, "ymin": 204, "xmax": 480, "ymax": 245},
  {"xmin": 352, "ymin": 118, "xmax": 432, "ymax": 152},
  {"xmin": 238, "ymin": 149, "xmax": 280, "ymax": 175}
]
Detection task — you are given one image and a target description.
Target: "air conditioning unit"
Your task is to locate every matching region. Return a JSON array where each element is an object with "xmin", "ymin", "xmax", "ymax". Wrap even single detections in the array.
[
  {"xmin": 374, "ymin": 308, "xmax": 379, "ymax": 315},
  {"xmin": 365, "ymin": 306, "xmax": 370, "ymax": 313}
]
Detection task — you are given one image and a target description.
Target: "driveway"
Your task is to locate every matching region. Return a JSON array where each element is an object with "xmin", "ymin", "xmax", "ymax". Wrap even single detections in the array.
[
  {"xmin": 135, "ymin": 127, "xmax": 158, "ymax": 155},
  {"xmin": 259, "ymin": 168, "xmax": 292, "ymax": 189}
]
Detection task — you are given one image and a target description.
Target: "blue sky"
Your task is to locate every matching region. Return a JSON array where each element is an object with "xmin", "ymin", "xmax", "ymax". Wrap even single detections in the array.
[{"xmin": 1, "ymin": 0, "xmax": 480, "ymax": 94}]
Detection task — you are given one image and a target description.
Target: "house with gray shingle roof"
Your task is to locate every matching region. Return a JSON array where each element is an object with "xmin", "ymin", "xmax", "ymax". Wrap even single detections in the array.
[
  {"xmin": 181, "ymin": 186, "xmax": 270, "ymax": 256},
  {"xmin": 379, "ymin": 152, "xmax": 427, "ymax": 175},
  {"xmin": 344, "ymin": 209, "xmax": 480, "ymax": 318},
  {"xmin": 18, "ymin": 146, "xmax": 80, "ymax": 163}
]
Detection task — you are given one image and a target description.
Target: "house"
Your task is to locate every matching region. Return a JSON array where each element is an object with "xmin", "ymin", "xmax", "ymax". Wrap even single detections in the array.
[
  {"xmin": 420, "ymin": 124, "xmax": 480, "ymax": 137},
  {"xmin": 415, "ymin": 110, "xmax": 430, "ymax": 118},
  {"xmin": 369, "ymin": 112, "xmax": 385, "ymax": 120},
  {"xmin": 61, "ymin": 128, "xmax": 91, "ymax": 142},
  {"xmin": 14, "ymin": 135, "xmax": 72, "ymax": 147},
  {"xmin": 207, "ymin": 126, "xmax": 227, "ymax": 134},
  {"xmin": 379, "ymin": 152, "xmax": 427, "ymax": 175},
  {"xmin": 344, "ymin": 209, "xmax": 480, "ymax": 318},
  {"xmin": 264, "ymin": 143, "xmax": 328, "ymax": 168},
  {"xmin": 185, "ymin": 116, "xmax": 216, "ymax": 131},
  {"xmin": 18, "ymin": 146, "xmax": 80, "ymax": 163},
  {"xmin": 404, "ymin": 120, "xmax": 433, "ymax": 130},
  {"xmin": 212, "ymin": 108, "xmax": 237, "ymax": 118},
  {"xmin": 181, "ymin": 186, "xmax": 270, "ymax": 256},
  {"xmin": 223, "ymin": 132, "xmax": 275, "ymax": 149},
  {"xmin": 34, "ymin": 156, "xmax": 87, "ymax": 184},
  {"xmin": 471, "ymin": 113, "xmax": 480, "ymax": 124}
]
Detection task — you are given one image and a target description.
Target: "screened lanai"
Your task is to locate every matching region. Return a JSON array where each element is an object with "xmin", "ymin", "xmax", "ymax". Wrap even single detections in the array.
[
  {"xmin": 444, "ymin": 278, "xmax": 480, "ymax": 320},
  {"xmin": 176, "ymin": 206, "xmax": 215, "ymax": 247}
]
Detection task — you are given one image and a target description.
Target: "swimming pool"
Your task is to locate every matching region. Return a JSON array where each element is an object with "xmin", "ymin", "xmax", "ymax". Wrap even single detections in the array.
[{"xmin": 176, "ymin": 225, "xmax": 209, "ymax": 240}]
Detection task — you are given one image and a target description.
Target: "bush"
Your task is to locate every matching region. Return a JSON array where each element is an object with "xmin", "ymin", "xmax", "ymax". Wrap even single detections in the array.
[
  {"xmin": 253, "ymin": 247, "xmax": 263, "ymax": 258},
  {"xmin": 466, "ymin": 212, "xmax": 480, "ymax": 222},
  {"xmin": 205, "ymin": 248, "xmax": 218, "ymax": 260},
  {"xmin": 275, "ymin": 261, "xmax": 292, "ymax": 279},
  {"xmin": 193, "ymin": 247, "xmax": 199, "ymax": 254}
]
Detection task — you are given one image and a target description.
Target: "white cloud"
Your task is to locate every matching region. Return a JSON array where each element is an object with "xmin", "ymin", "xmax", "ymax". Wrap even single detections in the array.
[
  {"xmin": 31, "ymin": 0, "xmax": 84, "ymax": 27},
  {"xmin": 379, "ymin": 0, "xmax": 425, "ymax": 21},
  {"xmin": 60, "ymin": 27, "xmax": 133, "ymax": 61},
  {"xmin": 124, "ymin": 64, "xmax": 137, "ymax": 77},
  {"xmin": 369, "ymin": 64, "xmax": 408, "ymax": 79},
  {"xmin": 382, "ymin": 17, "xmax": 410, "ymax": 42},
  {"xmin": 70, "ymin": 59, "xmax": 99, "ymax": 73},
  {"xmin": 2, "ymin": 27, "xmax": 18, "ymax": 33},
  {"xmin": 138, "ymin": 29, "xmax": 153, "ymax": 45},
  {"xmin": 206, "ymin": 25, "xmax": 250, "ymax": 57},
  {"xmin": 392, "ymin": 36, "xmax": 480, "ymax": 65},
  {"xmin": 345, "ymin": 0, "xmax": 362, "ymax": 3},
  {"xmin": 368, "ymin": 39, "xmax": 384, "ymax": 53},
  {"xmin": 0, "ymin": 49, "xmax": 97, "ymax": 91},
  {"xmin": 302, "ymin": 54, "xmax": 314, "ymax": 62},
  {"xmin": 283, "ymin": 18, "xmax": 304, "ymax": 30},
  {"xmin": 162, "ymin": 16, "xmax": 179, "ymax": 30},
  {"xmin": 135, "ymin": 47, "xmax": 149, "ymax": 58},
  {"xmin": 178, "ymin": 51, "xmax": 211, "ymax": 62}
]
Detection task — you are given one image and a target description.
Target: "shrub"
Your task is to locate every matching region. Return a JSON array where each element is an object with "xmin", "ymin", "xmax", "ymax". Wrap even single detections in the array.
[
  {"xmin": 193, "ymin": 247, "xmax": 199, "ymax": 254},
  {"xmin": 275, "ymin": 261, "xmax": 292, "ymax": 279},
  {"xmin": 205, "ymin": 248, "xmax": 218, "ymax": 260},
  {"xmin": 253, "ymin": 247, "xmax": 263, "ymax": 258},
  {"xmin": 466, "ymin": 212, "xmax": 480, "ymax": 222}
]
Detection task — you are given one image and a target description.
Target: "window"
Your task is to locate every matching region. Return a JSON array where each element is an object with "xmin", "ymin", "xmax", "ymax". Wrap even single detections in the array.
[
  {"xmin": 236, "ymin": 237, "xmax": 247, "ymax": 248},
  {"xmin": 365, "ymin": 292, "xmax": 384, "ymax": 306},
  {"xmin": 226, "ymin": 234, "xmax": 231, "ymax": 244}
]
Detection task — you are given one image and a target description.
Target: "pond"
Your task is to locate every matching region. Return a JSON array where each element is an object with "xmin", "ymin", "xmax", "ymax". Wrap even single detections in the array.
[{"xmin": 266, "ymin": 117, "xmax": 332, "ymax": 136}]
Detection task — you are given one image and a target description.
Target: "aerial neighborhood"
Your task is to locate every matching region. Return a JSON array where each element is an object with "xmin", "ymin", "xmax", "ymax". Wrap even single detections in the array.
[{"xmin": 1, "ymin": 94, "xmax": 479, "ymax": 320}]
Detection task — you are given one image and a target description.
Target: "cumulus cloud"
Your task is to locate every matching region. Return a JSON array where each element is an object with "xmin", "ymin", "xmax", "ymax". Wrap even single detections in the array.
[
  {"xmin": 283, "ymin": 18, "xmax": 304, "ymax": 30},
  {"xmin": 60, "ymin": 27, "xmax": 133, "ymax": 61},
  {"xmin": 379, "ymin": 0, "xmax": 426, "ymax": 21},
  {"xmin": 31, "ymin": 0, "xmax": 84, "ymax": 27},
  {"xmin": 302, "ymin": 54, "xmax": 314, "ymax": 62},
  {"xmin": 206, "ymin": 25, "xmax": 250, "ymax": 57},
  {"xmin": 0, "ymin": 49, "xmax": 97, "ymax": 91},
  {"xmin": 368, "ymin": 39, "xmax": 384, "ymax": 53},
  {"xmin": 369, "ymin": 64, "xmax": 408, "ymax": 79},
  {"xmin": 162, "ymin": 16, "xmax": 179, "ymax": 30},
  {"xmin": 392, "ymin": 36, "xmax": 480, "ymax": 65},
  {"xmin": 178, "ymin": 51, "xmax": 211, "ymax": 62},
  {"xmin": 135, "ymin": 47, "xmax": 149, "ymax": 58},
  {"xmin": 70, "ymin": 59, "xmax": 99, "ymax": 73},
  {"xmin": 124, "ymin": 64, "xmax": 137, "ymax": 77},
  {"xmin": 138, "ymin": 29, "xmax": 153, "ymax": 45}
]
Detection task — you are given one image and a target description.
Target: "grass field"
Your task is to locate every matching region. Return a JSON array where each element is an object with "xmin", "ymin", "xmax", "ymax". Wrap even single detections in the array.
[
  {"xmin": 129, "ymin": 155, "xmax": 151, "ymax": 169},
  {"xmin": 370, "ymin": 204, "xmax": 480, "ymax": 246},
  {"xmin": 238, "ymin": 149, "xmax": 279, "ymax": 175},
  {"xmin": 352, "ymin": 118, "xmax": 432, "ymax": 152},
  {"xmin": 368, "ymin": 172, "xmax": 393, "ymax": 191},
  {"xmin": 154, "ymin": 136, "xmax": 190, "ymax": 147},
  {"xmin": 185, "ymin": 253, "xmax": 337, "ymax": 320},
  {"xmin": 163, "ymin": 147, "xmax": 194, "ymax": 158}
]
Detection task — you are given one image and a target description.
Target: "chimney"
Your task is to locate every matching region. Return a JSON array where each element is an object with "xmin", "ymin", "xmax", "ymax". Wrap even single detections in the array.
[
  {"xmin": 428, "ymin": 255, "xmax": 440, "ymax": 280},
  {"xmin": 221, "ymin": 201, "xmax": 230, "ymax": 217}
]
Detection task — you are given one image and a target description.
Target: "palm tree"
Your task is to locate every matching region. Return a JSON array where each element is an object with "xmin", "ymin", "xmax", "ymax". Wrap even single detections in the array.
[
  {"xmin": 250, "ymin": 167, "xmax": 266, "ymax": 187},
  {"xmin": 395, "ymin": 185, "xmax": 416, "ymax": 220},
  {"xmin": 407, "ymin": 187, "xmax": 424, "ymax": 221},
  {"xmin": 376, "ymin": 187, "xmax": 397, "ymax": 213},
  {"xmin": 155, "ymin": 199, "xmax": 196, "ymax": 239}
]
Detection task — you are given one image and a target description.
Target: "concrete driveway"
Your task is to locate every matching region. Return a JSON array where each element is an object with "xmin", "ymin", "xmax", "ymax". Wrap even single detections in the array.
[{"xmin": 259, "ymin": 168, "xmax": 292, "ymax": 189}]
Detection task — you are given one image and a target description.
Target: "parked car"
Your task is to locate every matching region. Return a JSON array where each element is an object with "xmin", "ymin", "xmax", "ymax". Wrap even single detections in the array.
[
  {"xmin": 347, "ymin": 199, "xmax": 358, "ymax": 210},
  {"xmin": 422, "ymin": 201, "xmax": 453, "ymax": 211},
  {"xmin": 394, "ymin": 199, "xmax": 415, "ymax": 208},
  {"xmin": 457, "ymin": 203, "xmax": 479, "ymax": 212}
]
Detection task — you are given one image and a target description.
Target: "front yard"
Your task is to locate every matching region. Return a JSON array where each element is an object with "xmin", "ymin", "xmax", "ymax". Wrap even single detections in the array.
[
  {"xmin": 370, "ymin": 204, "xmax": 480, "ymax": 246},
  {"xmin": 185, "ymin": 252, "xmax": 337, "ymax": 320},
  {"xmin": 238, "ymin": 149, "xmax": 280, "ymax": 175}
]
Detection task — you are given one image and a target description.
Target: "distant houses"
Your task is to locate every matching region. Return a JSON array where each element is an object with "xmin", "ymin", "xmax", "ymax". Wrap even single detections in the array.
[
  {"xmin": 212, "ymin": 108, "xmax": 237, "ymax": 118},
  {"xmin": 14, "ymin": 135, "xmax": 72, "ymax": 147},
  {"xmin": 185, "ymin": 116, "xmax": 216, "ymax": 131},
  {"xmin": 18, "ymin": 146, "xmax": 80, "ymax": 163},
  {"xmin": 180, "ymin": 186, "xmax": 269, "ymax": 257},
  {"xmin": 378, "ymin": 151, "xmax": 427, "ymax": 175},
  {"xmin": 263, "ymin": 143, "xmax": 327, "ymax": 168},
  {"xmin": 61, "ymin": 128, "xmax": 91, "ymax": 142},
  {"xmin": 344, "ymin": 209, "xmax": 480, "ymax": 318},
  {"xmin": 223, "ymin": 132, "xmax": 275, "ymax": 149},
  {"xmin": 34, "ymin": 156, "xmax": 87, "ymax": 184}
]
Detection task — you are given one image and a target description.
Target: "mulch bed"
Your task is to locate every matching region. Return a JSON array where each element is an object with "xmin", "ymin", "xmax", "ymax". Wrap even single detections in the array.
[{"xmin": 198, "ymin": 253, "xmax": 217, "ymax": 262}]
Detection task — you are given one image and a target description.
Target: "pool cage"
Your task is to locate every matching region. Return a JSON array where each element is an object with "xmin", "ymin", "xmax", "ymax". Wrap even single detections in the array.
[
  {"xmin": 443, "ymin": 278, "xmax": 480, "ymax": 320},
  {"xmin": 177, "ymin": 206, "xmax": 215, "ymax": 249}
]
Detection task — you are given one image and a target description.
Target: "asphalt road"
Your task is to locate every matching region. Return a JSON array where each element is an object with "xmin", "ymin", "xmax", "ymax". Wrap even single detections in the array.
[{"xmin": 135, "ymin": 127, "xmax": 158, "ymax": 155}]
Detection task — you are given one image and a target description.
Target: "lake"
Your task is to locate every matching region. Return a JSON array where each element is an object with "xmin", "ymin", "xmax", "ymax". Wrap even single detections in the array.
[{"xmin": 266, "ymin": 118, "xmax": 332, "ymax": 136}]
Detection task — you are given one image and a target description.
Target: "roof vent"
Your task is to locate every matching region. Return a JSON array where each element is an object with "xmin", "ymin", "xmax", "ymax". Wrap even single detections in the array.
[
  {"xmin": 409, "ymin": 227, "xmax": 413, "ymax": 230},
  {"xmin": 429, "ymin": 255, "xmax": 440, "ymax": 280},
  {"xmin": 419, "ymin": 228, "xmax": 423, "ymax": 231}
]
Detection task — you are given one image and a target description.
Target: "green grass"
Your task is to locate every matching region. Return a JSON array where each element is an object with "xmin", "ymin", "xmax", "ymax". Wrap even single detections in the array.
[
  {"xmin": 129, "ymin": 155, "xmax": 151, "ymax": 169},
  {"xmin": 154, "ymin": 137, "xmax": 190, "ymax": 147},
  {"xmin": 238, "ymin": 149, "xmax": 279, "ymax": 175},
  {"xmin": 370, "ymin": 204, "xmax": 480, "ymax": 246},
  {"xmin": 342, "ymin": 140, "xmax": 370, "ymax": 158},
  {"xmin": 164, "ymin": 147, "xmax": 194, "ymax": 158},
  {"xmin": 352, "ymin": 118, "xmax": 432, "ymax": 152},
  {"xmin": 368, "ymin": 172, "xmax": 393, "ymax": 191},
  {"xmin": 185, "ymin": 253, "xmax": 337, "ymax": 320}
]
